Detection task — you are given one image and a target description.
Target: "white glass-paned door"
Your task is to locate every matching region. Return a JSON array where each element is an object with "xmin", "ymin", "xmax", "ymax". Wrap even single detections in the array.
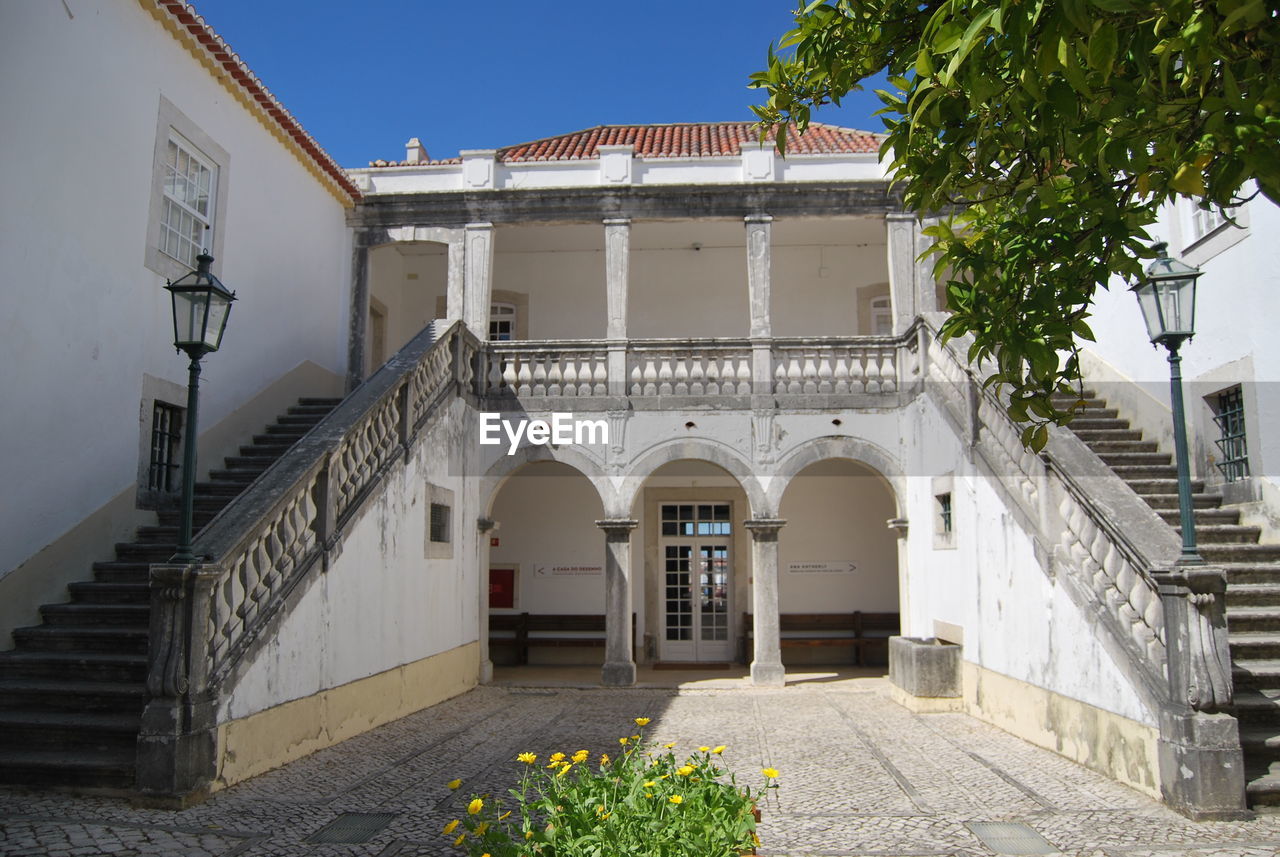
[{"xmin": 659, "ymin": 503, "xmax": 733, "ymax": 662}]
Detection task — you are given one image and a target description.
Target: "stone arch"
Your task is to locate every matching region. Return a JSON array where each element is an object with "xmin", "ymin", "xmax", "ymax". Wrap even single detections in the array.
[
  {"xmin": 768, "ymin": 435, "xmax": 905, "ymax": 517},
  {"xmin": 481, "ymin": 443, "xmax": 612, "ymax": 519},
  {"xmin": 616, "ymin": 438, "xmax": 767, "ymax": 519}
]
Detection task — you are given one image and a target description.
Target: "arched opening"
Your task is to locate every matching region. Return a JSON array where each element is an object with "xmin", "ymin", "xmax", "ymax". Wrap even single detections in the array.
[
  {"xmin": 775, "ymin": 458, "xmax": 900, "ymax": 669},
  {"xmin": 486, "ymin": 460, "xmax": 606, "ymax": 667},
  {"xmin": 632, "ymin": 460, "xmax": 752, "ymax": 666}
]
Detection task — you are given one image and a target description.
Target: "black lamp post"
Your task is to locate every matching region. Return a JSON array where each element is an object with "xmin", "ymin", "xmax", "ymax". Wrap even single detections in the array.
[
  {"xmin": 1130, "ymin": 242, "xmax": 1203, "ymax": 565},
  {"xmin": 165, "ymin": 253, "xmax": 236, "ymax": 563}
]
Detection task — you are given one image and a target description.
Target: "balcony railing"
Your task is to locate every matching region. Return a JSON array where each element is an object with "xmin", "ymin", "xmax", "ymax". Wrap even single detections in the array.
[{"xmin": 478, "ymin": 332, "xmax": 919, "ymax": 405}]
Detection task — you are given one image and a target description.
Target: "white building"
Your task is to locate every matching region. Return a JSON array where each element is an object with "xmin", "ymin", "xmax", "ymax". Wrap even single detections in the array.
[{"xmin": 1, "ymin": 0, "xmax": 1276, "ymax": 820}]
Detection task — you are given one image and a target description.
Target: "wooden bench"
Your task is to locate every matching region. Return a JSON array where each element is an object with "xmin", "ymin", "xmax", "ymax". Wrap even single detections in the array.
[
  {"xmin": 489, "ymin": 613, "xmax": 636, "ymax": 665},
  {"xmin": 740, "ymin": 612, "xmax": 900, "ymax": 666}
]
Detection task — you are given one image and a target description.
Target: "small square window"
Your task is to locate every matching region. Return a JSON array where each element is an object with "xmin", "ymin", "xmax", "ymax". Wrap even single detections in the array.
[
  {"xmin": 938, "ymin": 493, "xmax": 953, "ymax": 535},
  {"xmin": 147, "ymin": 402, "xmax": 184, "ymax": 493},
  {"xmin": 429, "ymin": 503, "xmax": 451, "ymax": 543}
]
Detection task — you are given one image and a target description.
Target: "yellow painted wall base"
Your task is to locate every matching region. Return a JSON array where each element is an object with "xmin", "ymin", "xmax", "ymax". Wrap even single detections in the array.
[
  {"xmin": 961, "ymin": 661, "xmax": 1160, "ymax": 798},
  {"xmin": 215, "ymin": 642, "xmax": 479, "ymax": 789}
]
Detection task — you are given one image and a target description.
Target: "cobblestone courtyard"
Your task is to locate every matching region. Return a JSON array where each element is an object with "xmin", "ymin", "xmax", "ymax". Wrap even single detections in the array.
[{"xmin": 3, "ymin": 673, "xmax": 1280, "ymax": 856}]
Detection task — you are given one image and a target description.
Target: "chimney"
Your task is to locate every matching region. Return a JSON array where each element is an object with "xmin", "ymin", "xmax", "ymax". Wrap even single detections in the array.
[{"xmin": 404, "ymin": 137, "xmax": 429, "ymax": 164}]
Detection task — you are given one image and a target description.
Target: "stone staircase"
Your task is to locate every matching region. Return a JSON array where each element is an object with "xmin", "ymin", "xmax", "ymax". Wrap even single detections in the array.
[
  {"xmin": 0, "ymin": 397, "xmax": 342, "ymax": 792},
  {"xmin": 1059, "ymin": 391, "xmax": 1280, "ymax": 808}
]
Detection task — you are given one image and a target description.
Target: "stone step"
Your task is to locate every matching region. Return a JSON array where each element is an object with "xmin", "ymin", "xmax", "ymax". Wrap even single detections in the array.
[
  {"xmin": 1111, "ymin": 465, "xmax": 1180, "ymax": 481},
  {"xmin": 0, "ymin": 710, "xmax": 140, "ymax": 752},
  {"xmin": 1227, "ymin": 585, "xmax": 1280, "ymax": 608},
  {"xmin": 0, "ymin": 651, "xmax": 148, "ymax": 683},
  {"xmin": 1239, "ymin": 728, "xmax": 1280, "ymax": 766},
  {"xmin": 1141, "ymin": 493, "xmax": 1223, "ymax": 511},
  {"xmin": 287, "ymin": 403, "xmax": 339, "ymax": 416},
  {"xmin": 134, "ymin": 526, "xmax": 178, "ymax": 543},
  {"xmin": 223, "ymin": 454, "xmax": 280, "ymax": 469},
  {"xmin": 235, "ymin": 445, "xmax": 286, "ymax": 458},
  {"xmin": 1201, "ymin": 543, "xmax": 1280, "ymax": 563},
  {"xmin": 113, "ymin": 542, "xmax": 176, "ymax": 561},
  {"xmin": 298, "ymin": 397, "xmax": 344, "ymax": 407},
  {"xmin": 1177, "ymin": 524, "xmax": 1263, "ymax": 545},
  {"xmin": 39, "ymin": 603, "xmax": 149, "ymax": 626},
  {"xmin": 1074, "ymin": 428, "xmax": 1146, "ymax": 443},
  {"xmin": 0, "ymin": 748, "xmax": 135, "ymax": 790},
  {"xmin": 261, "ymin": 424, "xmax": 311, "ymax": 438},
  {"xmin": 1083, "ymin": 439, "xmax": 1160, "ymax": 454},
  {"xmin": 1069, "ymin": 417, "xmax": 1131, "ymax": 431},
  {"xmin": 1158, "ymin": 508, "xmax": 1242, "ymax": 526},
  {"xmin": 276, "ymin": 414, "xmax": 326, "ymax": 426},
  {"xmin": 1223, "ymin": 564, "xmax": 1280, "ymax": 585},
  {"xmin": 67, "ymin": 581, "xmax": 150, "ymax": 604},
  {"xmin": 0, "ymin": 678, "xmax": 146, "ymax": 713},
  {"xmin": 91, "ymin": 561, "xmax": 152, "ymax": 583},
  {"xmin": 1063, "ymin": 407, "xmax": 1120, "ymax": 420},
  {"xmin": 1127, "ymin": 478, "xmax": 1208, "ymax": 495},
  {"xmin": 1231, "ymin": 634, "xmax": 1280, "ymax": 661},
  {"xmin": 1099, "ymin": 451, "xmax": 1173, "ymax": 467},
  {"xmin": 11, "ymin": 625, "xmax": 149, "ymax": 654},
  {"xmin": 1233, "ymin": 690, "xmax": 1280, "ymax": 729},
  {"xmin": 208, "ymin": 466, "xmax": 268, "ymax": 482},
  {"xmin": 1228, "ymin": 607, "xmax": 1280, "ymax": 633},
  {"xmin": 194, "ymin": 480, "xmax": 248, "ymax": 496}
]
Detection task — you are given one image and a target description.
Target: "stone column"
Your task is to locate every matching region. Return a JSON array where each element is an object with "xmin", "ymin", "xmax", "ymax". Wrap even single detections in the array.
[
  {"xmin": 463, "ymin": 222, "xmax": 494, "ymax": 339},
  {"xmin": 886, "ymin": 212, "xmax": 918, "ymax": 333},
  {"xmin": 446, "ymin": 235, "xmax": 466, "ymax": 323},
  {"xmin": 345, "ymin": 235, "xmax": 371, "ymax": 392},
  {"xmin": 477, "ymin": 518, "xmax": 497, "ymax": 684},
  {"xmin": 744, "ymin": 518, "xmax": 786, "ymax": 687},
  {"xmin": 745, "ymin": 215, "xmax": 773, "ymax": 397},
  {"xmin": 596, "ymin": 518, "xmax": 639, "ymax": 686},
  {"xmin": 604, "ymin": 218, "xmax": 631, "ymax": 396}
]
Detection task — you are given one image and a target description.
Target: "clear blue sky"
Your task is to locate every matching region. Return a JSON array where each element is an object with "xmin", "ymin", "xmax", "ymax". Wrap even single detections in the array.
[{"xmin": 196, "ymin": 1, "xmax": 887, "ymax": 168}]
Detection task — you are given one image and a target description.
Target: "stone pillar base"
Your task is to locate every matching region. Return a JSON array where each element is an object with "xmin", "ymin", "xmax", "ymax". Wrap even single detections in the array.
[
  {"xmin": 480, "ymin": 658, "xmax": 494, "ymax": 684},
  {"xmin": 888, "ymin": 684, "xmax": 965, "ymax": 714},
  {"xmin": 1158, "ymin": 710, "xmax": 1251, "ymax": 820},
  {"xmin": 602, "ymin": 661, "xmax": 636, "ymax": 687},
  {"xmin": 751, "ymin": 661, "xmax": 785, "ymax": 687}
]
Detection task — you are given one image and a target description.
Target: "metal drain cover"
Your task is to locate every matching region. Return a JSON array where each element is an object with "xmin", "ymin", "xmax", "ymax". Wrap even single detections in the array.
[
  {"xmin": 305, "ymin": 812, "xmax": 399, "ymax": 844},
  {"xmin": 965, "ymin": 821, "xmax": 1058, "ymax": 855}
]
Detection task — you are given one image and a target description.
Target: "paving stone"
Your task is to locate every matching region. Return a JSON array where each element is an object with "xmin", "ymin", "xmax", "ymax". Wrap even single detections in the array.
[{"xmin": 4, "ymin": 676, "xmax": 1280, "ymax": 856}]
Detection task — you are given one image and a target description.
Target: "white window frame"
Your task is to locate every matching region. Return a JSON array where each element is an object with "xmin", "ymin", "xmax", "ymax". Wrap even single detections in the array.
[
  {"xmin": 1175, "ymin": 193, "xmax": 1250, "ymax": 267},
  {"xmin": 870, "ymin": 296, "xmax": 893, "ymax": 336},
  {"xmin": 489, "ymin": 301, "xmax": 517, "ymax": 341},
  {"xmin": 145, "ymin": 97, "xmax": 229, "ymax": 280},
  {"xmin": 159, "ymin": 133, "xmax": 217, "ymax": 269}
]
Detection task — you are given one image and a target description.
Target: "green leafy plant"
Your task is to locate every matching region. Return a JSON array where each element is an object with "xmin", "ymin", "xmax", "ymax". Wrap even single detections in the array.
[
  {"xmin": 751, "ymin": 0, "xmax": 1278, "ymax": 445},
  {"xmin": 439, "ymin": 717, "xmax": 777, "ymax": 856}
]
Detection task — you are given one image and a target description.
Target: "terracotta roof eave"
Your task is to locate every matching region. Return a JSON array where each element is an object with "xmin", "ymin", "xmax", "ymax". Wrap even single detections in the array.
[{"xmin": 145, "ymin": 0, "xmax": 361, "ymax": 204}]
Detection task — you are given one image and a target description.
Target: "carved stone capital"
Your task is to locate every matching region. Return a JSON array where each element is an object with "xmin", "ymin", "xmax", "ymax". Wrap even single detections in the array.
[
  {"xmin": 744, "ymin": 518, "xmax": 786, "ymax": 541},
  {"xmin": 595, "ymin": 518, "xmax": 639, "ymax": 542}
]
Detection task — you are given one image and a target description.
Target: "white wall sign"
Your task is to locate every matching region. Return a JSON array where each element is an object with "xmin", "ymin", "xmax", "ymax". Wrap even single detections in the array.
[
  {"xmin": 787, "ymin": 561, "xmax": 857, "ymax": 574},
  {"xmin": 535, "ymin": 565, "xmax": 603, "ymax": 577}
]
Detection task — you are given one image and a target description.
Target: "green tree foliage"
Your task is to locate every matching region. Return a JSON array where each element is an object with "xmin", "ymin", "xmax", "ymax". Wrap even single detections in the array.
[{"xmin": 751, "ymin": 0, "xmax": 1279, "ymax": 447}]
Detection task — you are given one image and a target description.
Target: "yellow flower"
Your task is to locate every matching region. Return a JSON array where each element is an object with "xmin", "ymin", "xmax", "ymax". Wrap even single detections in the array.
[
  {"xmin": 446, "ymin": 778, "xmax": 462, "ymax": 790},
  {"xmin": 644, "ymin": 781, "xmax": 657, "ymax": 788},
  {"xmin": 599, "ymin": 753, "xmax": 610, "ymax": 764},
  {"xmin": 752, "ymin": 832, "xmax": 761, "ymax": 846},
  {"xmin": 453, "ymin": 832, "xmax": 466, "ymax": 846},
  {"xmin": 712, "ymin": 745, "xmax": 727, "ymax": 755},
  {"xmin": 669, "ymin": 795, "xmax": 683, "ymax": 804},
  {"xmin": 631, "ymin": 734, "xmax": 640, "ymax": 741},
  {"xmin": 468, "ymin": 797, "xmax": 484, "ymax": 815},
  {"xmin": 517, "ymin": 752, "xmax": 537, "ymax": 764},
  {"xmin": 474, "ymin": 822, "xmax": 489, "ymax": 836},
  {"xmin": 698, "ymin": 746, "xmax": 710, "ymax": 752},
  {"xmin": 499, "ymin": 811, "xmax": 511, "ymax": 821},
  {"xmin": 525, "ymin": 830, "xmax": 534, "ymax": 840},
  {"xmin": 677, "ymin": 765, "xmax": 694, "ymax": 776},
  {"xmin": 550, "ymin": 752, "xmax": 566, "ymax": 762},
  {"xmin": 572, "ymin": 749, "xmax": 589, "ymax": 763},
  {"xmin": 442, "ymin": 819, "xmax": 459, "ymax": 835},
  {"xmin": 634, "ymin": 717, "xmax": 651, "ymax": 726},
  {"xmin": 762, "ymin": 767, "xmax": 780, "ymax": 779},
  {"xmin": 556, "ymin": 763, "xmax": 573, "ymax": 778},
  {"xmin": 483, "ymin": 854, "xmax": 492, "ymax": 857},
  {"xmin": 546, "ymin": 760, "xmax": 561, "ymax": 769},
  {"xmin": 663, "ymin": 741, "xmax": 677, "ymax": 749},
  {"xmin": 618, "ymin": 737, "xmax": 629, "ymax": 746}
]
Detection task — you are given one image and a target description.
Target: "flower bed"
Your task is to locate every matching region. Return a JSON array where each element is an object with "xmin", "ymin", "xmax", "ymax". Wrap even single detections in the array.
[{"xmin": 441, "ymin": 717, "xmax": 778, "ymax": 856}]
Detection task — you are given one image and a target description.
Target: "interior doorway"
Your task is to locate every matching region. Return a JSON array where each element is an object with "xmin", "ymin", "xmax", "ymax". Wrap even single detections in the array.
[{"xmin": 658, "ymin": 503, "xmax": 733, "ymax": 662}]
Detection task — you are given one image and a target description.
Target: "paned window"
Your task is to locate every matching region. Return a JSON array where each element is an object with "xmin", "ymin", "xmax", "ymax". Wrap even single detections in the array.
[
  {"xmin": 1212, "ymin": 386, "xmax": 1250, "ymax": 483},
  {"xmin": 159, "ymin": 135, "xmax": 217, "ymax": 269},
  {"xmin": 870, "ymin": 296, "xmax": 893, "ymax": 335},
  {"xmin": 429, "ymin": 503, "xmax": 452, "ymax": 543},
  {"xmin": 489, "ymin": 302, "xmax": 516, "ymax": 341},
  {"xmin": 661, "ymin": 503, "xmax": 732, "ymax": 537},
  {"xmin": 147, "ymin": 402, "xmax": 184, "ymax": 493},
  {"xmin": 937, "ymin": 493, "xmax": 953, "ymax": 536}
]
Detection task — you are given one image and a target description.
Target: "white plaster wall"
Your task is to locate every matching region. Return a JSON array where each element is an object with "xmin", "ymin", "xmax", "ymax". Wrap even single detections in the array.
[
  {"xmin": 493, "ymin": 225, "xmax": 607, "ymax": 339},
  {"xmin": 901, "ymin": 395, "xmax": 1157, "ymax": 725},
  {"xmin": 488, "ymin": 463, "xmax": 606, "ymax": 615},
  {"xmin": 629, "ymin": 221, "xmax": 750, "ymax": 339},
  {"xmin": 0, "ymin": 1, "xmax": 352, "ymax": 580},
  {"xmin": 1081, "ymin": 193, "xmax": 1280, "ymax": 491},
  {"xmin": 222, "ymin": 399, "xmax": 478, "ymax": 720},
  {"xmin": 772, "ymin": 217, "xmax": 889, "ymax": 337},
  {"xmin": 777, "ymin": 460, "xmax": 899, "ymax": 612}
]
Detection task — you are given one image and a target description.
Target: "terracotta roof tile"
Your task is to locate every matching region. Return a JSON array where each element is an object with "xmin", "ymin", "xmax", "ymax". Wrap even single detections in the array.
[
  {"xmin": 369, "ymin": 122, "xmax": 883, "ymax": 167},
  {"xmin": 148, "ymin": 1, "xmax": 360, "ymax": 203}
]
